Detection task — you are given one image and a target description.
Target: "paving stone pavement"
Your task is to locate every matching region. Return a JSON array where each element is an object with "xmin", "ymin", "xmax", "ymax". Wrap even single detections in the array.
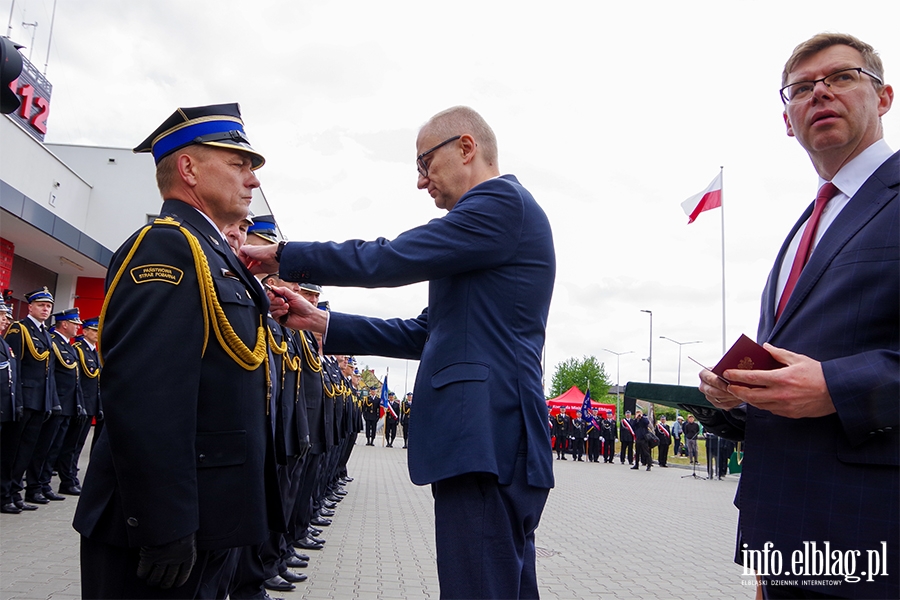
[{"xmin": 1, "ymin": 436, "xmax": 754, "ymax": 599}]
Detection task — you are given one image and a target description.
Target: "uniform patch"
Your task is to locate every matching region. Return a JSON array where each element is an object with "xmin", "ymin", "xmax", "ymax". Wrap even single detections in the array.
[{"xmin": 130, "ymin": 264, "xmax": 184, "ymax": 285}]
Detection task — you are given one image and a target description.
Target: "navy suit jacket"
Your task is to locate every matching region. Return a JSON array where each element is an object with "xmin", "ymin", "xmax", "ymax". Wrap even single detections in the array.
[
  {"xmin": 280, "ymin": 174, "xmax": 556, "ymax": 489},
  {"xmin": 715, "ymin": 151, "xmax": 898, "ymax": 598}
]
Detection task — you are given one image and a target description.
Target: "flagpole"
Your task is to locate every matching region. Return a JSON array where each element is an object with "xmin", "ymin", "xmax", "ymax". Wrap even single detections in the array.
[
  {"xmin": 382, "ymin": 369, "xmax": 389, "ymax": 447},
  {"xmin": 719, "ymin": 165, "xmax": 726, "ymax": 355}
]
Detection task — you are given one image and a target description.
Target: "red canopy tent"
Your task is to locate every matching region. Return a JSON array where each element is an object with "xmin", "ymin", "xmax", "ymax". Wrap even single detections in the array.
[{"xmin": 546, "ymin": 385, "xmax": 616, "ymax": 419}]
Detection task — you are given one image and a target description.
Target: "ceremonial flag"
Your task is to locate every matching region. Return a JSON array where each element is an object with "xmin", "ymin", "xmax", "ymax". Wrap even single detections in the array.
[
  {"xmin": 681, "ymin": 172, "xmax": 723, "ymax": 224},
  {"xmin": 381, "ymin": 375, "xmax": 397, "ymax": 419},
  {"xmin": 580, "ymin": 388, "xmax": 600, "ymax": 431}
]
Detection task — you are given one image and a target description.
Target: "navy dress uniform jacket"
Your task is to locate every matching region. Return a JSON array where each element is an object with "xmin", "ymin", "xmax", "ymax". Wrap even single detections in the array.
[
  {"xmin": 5, "ymin": 319, "xmax": 57, "ymax": 412},
  {"xmin": 296, "ymin": 330, "xmax": 328, "ymax": 455},
  {"xmin": 72, "ymin": 341, "xmax": 101, "ymax": 416},
  {"xmin": 50, "ymin": 332, "xmax": 84, "ymax": 416},
  {"xmin": 710, "ymin": 152, "xmax": 899, "ymax": 598},
  {"xmin": 74, "ymin": 199, "xmax": 283, "ymax": 551},
  {"xmin": 0, "ymin": 336, "xmax": 22, "ymax": 423},
  {"xmin": 280, "ymin": 174, "xmax": 556, "ymax": 489}
]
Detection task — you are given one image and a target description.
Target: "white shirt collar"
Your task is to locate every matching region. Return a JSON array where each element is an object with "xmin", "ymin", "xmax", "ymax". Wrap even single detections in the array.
[{"xmin": 823, "ymin": 139, "xmax": 894, "ymax": 198}]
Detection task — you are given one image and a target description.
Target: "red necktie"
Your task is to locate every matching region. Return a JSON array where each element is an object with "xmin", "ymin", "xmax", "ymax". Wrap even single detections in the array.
[{"xmin": 776, "ymin": 182, "xmax": 839, "ymax": 319}]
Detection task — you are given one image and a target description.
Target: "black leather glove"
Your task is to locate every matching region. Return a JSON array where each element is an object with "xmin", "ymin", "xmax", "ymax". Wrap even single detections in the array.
[
  {"xmin": 297, "ymin": 435, "xmax": 311, "ymax": 462},
  {"xmin": 96, "ymin": 409, "xmax": 104, "ymax": 421},
  {"xmin": 15, "ymin": 405, "xmax": 23, "ymax": 420},
  {"xmin": 76, "ymin": 405, "xmax": 88, "ymax": 422},
  {"xmin": 136, "ymin": 532, "xmax": 196, "ymax": 589},
  {"xmin": 50, "ymin": 405, "xmax": 62, "ymax": 417}
]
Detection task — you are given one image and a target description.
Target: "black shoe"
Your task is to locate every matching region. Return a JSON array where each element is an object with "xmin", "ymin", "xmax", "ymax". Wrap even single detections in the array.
[
  {"xmin": 311, "ymin": 516, "xmax": 331, "ymax": 527},
  {"xmin": 58, "ymin": 485, "xmax": 82, "ymax": 496},
  {"xmin": 263, "ymin": 575, "xmax": 295, "ymax": 592},
  {"xmin": 294, "ymin": 537, "xmax": 324, "ymax": 551},
  {"xmin": 402, "ymin": 444, "xmax": 407, "ymax": 448},
  {"xmin": 280, "ymin": 569, "xmax": 308, "ymax": 583},
  {"xmin": 291, "ymin": 550, "xmax": 310, "ymax": 561},
  {"xmin": 308, "ymin": 526, "xmax": 322, "ymax": 536},
  {"xmin": 1, "ymin": 502, "xmax": 21, "ymax": 514},
  {"xmin": 285, "ymin": 555, "xmax": 309, "ymax": 569},
  {"xmin": 43, "ymin": 490, "xmax": 66, "ymax": 501},
  {"xmin": 308, "ymin": 535, "xmax": 326, "ymax": 545},
  {"xmin": 323, "ymin": 500, "xmax": 337, "ymax": 509},
  {"xmin": 646, "ymin": 467, "xmax": 651, "ymax": 471},
  {"xmin": 342, "ymin": 476, "xmax": 354, "ymax": 483},
  {"xmin": 386, "ymin": 443, "xmax": 392, "ymax": 447},
  {"xmin": 332, "ymin": 488, "xmax": 347, "ymax": 496},
  {"xmin": 630, "ymin": 466, "xmax": 639, "ymax": 470},
  {"xmin": 325, "ymin": 494, "xmax": 342, "ymax": 503},
  {"xmin": 319, "ymin": 508, "xmax": 335, "ymax": 517},
  {"xmin": 24, "ymin": 493, "xmax": 50, "ymax": 504},
  {"xmin": 14, "ymin": 499, "xmax": 38, "ymax": 511}
]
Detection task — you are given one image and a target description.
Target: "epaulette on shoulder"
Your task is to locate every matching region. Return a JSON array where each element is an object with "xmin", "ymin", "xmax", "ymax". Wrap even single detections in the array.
[
  {"xmin": 7, "ymin": 322, "xmax": 21, "ymax": 334},
  {"xmin": 152, "ymin": 216, "xmax": 182, "ymax": 227}
]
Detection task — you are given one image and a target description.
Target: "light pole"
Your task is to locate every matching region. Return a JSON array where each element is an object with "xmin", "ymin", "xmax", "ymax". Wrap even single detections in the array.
[
  {"xmin": 603, "ymin": 348, "xmax": 633, "ymax": 419},
  {"xmin": 640, "ymin": 310, "xmax": 653, "ymax": 382},
  {"xmin": 659, "ymin": 336, "xmax": 702, "ymax": 385}
]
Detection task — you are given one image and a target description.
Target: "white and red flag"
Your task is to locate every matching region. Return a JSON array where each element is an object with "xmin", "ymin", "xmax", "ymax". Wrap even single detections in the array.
[{"xmin": 681, "ymin": 172, "xmax": 723, "ymax": 224}]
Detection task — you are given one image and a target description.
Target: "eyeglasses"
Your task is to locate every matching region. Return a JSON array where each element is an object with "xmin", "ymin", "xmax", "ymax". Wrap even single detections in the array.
[
  {"xmin": 416, "ymin": 135, "xmax": 461, "ymax": 177},
  {"xmin": 780, "ymin": 67, "xmax": 883, "ymax": 104}
]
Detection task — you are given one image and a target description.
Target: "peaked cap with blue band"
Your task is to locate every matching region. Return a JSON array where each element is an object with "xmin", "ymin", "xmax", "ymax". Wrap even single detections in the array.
[
  {"xmin": 133, "ymin": 102, "xmax": 265, "ymax": 169},
  {"xmin": 82, "ymin": 316, "xmax": 100, "ymax": 330},
  {"xmin": 52, "ymin": 307, "xmax": 82, "ymax": 324},
  {"xmin": 247, "ymin": 214, "xmax": 279, "ymax": 244},
  {"xmin": 25, "ymin": 287, "xmax": 54, "ymax": 304}
]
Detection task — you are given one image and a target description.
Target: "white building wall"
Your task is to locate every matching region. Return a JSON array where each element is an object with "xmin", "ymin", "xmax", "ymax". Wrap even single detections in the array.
[{"xmin": 1, "ymin": 117, "xmax": 93, "ymax": 229}]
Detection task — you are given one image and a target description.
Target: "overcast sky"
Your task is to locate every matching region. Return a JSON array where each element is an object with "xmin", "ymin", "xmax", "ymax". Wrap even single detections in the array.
[{"xmin": 6, "ymin": 0, "xmax": 899, "ymax": 395}]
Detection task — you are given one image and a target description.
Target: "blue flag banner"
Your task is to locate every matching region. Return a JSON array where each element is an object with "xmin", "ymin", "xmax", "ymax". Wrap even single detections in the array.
[
  {"xmin": 381, "ymin": 375, "xmax": 397, "ymax": 418},
  {"xmin": 581, "ymin": 388, "xmax": 601, "ymax": 431}
]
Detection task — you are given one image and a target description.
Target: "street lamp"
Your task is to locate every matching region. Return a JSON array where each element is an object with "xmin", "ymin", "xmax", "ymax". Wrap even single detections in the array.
[
  {"xmin": 659, "ymin": 336, "xmax": 702, "ymax": 385},
  {"xmin": 603, "ymin": 348, "xmax": 633, "ymax": 420},
  {"xmin": 640, "ymin": 310, "xmax": 653, "ymax": 382}
]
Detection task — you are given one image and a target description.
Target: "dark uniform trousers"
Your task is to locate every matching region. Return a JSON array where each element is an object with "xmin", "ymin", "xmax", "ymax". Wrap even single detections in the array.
[
  {"xmin": 81, "ymin": 534, "xmax": 239, "ymax": 599},
  {"xmin": 432, "ymin": 442, "xmax": 548, "ymax": 600}
]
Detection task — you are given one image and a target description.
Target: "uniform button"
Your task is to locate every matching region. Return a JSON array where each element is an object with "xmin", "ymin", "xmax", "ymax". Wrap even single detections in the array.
[
  {"xmin": 127, "ymin": 517, "xmax": 139, "ymax": 527},
  {"xmin": 198, "ymin": 453, "xmax": 206, "ymax": 463},
  {"xmin": 235, "ymin": 292, "xmax": 241, "ymax": 300},
  {"xmin": 885, "ymin": 427, "xmax": 893, "ymax": 432}
]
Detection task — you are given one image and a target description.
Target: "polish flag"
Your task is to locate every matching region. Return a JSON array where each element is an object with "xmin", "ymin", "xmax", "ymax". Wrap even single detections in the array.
[{"xmin": 681, "ymin": 172, "xmax": 723, "ymax": 224}]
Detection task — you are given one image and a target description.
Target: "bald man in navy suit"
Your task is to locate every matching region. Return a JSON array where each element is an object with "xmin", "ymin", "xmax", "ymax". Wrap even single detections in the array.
[
  {"xmin": 244, "ymin": 106, "xmax": 556, "ymax": 599},
  {"xmin": 700, "ymin": 33, "xmax": 898, "ymax": 599}
]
